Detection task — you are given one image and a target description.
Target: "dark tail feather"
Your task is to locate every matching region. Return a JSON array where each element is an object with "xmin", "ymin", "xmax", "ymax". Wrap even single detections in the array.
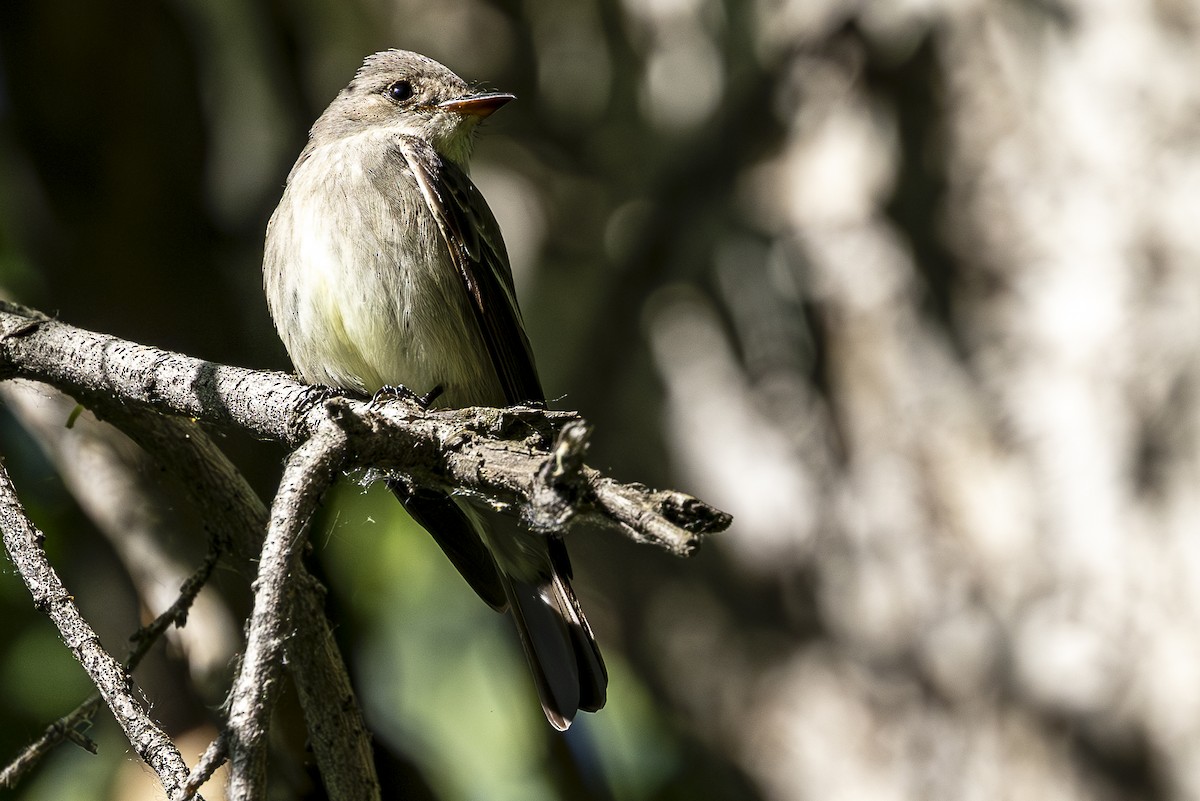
[
  {"xmin": 553, "ymin": 573, "xmax": 607, "ymax": 713},
  {"xmin": 387, "ymin": 479, "xmax": 507, "ymax": 611},
  {"xmin": 547, "ymin": 536, "xmax": 607, "ymax": 712},
  {"xmin": 503, "ymin": 557, "xmax": 608, "ymax": 730},
  {"xmin": 504, "ymin": 577, "xmax": 577, "ymax": 730}
]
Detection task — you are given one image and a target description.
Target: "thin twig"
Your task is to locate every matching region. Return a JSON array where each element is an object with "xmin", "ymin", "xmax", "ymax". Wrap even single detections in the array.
[
  {"xmin": 0, "ymin": 697, "xmax": 102, "ymax": 788},
  {"xmin": 177, "ymin": 734, "xmax": 228, "ymax": 801},
  {"xmin": 128, "ymin": 551, "xmax": 220, "ymax": 667}
]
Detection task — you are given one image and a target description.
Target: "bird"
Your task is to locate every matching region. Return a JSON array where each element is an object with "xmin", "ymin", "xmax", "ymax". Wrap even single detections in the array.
[{"xmin": 261, "ymin": 49, "xmax": 606, "ymax": 730}]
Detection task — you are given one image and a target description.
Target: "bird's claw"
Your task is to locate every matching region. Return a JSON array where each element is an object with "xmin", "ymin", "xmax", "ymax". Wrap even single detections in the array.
[{"xmin": 371, "ymin": 383, "xmax": 444, "ymax": 410}]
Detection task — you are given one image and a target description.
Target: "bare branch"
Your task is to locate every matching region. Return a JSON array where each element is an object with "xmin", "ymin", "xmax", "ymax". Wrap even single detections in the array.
[
  {"xmin": 0, "ymin": 392, "xmax": 381, "ymax": 799},
  {"xmin": 226, "ymin": 428, "xmax": 347, "ymax": 800},
  {"xmin": 101, "ymin": 410, "xmax": 381, "ymax": 801},
  {"xmin": 0, "ymin": 302, "xmax": 730, "ymax": 550},
  {"xmin": 527, "ymin": 419, "xmax": 731, "ymax": 555},
  {"xmin": 285, "ymin": 570, "xmax": 380, "ymax": 801},
  {"xmin": 0, "ymin": 462, "xmax": 200, "ymax": 799},
  {"xmin": 0, "ymin": 299, "xmax": 727, "ymax": 799}
]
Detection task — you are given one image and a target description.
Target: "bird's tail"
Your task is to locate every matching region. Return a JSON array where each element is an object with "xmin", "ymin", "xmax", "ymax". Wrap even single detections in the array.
[
  {"xmin": 391, "ymin": 479, "xmax": 607, "ymax": 728},
  {"xmin": 500, "ymin": 535, "xmax": 607, "ymax": 730}
]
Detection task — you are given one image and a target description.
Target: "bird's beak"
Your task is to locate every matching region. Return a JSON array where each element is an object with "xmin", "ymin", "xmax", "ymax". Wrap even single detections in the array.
[{"xmin": 438, "ymin": 92, "xmax": 515, "ymax": 118}]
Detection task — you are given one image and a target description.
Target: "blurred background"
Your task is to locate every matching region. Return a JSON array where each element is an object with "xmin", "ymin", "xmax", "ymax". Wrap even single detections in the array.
[{"xmin": 2, "ymin": 0, "xmax": 1200, "ymax": 799}]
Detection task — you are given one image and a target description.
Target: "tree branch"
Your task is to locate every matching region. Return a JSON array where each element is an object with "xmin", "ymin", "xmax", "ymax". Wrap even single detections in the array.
[
  {"xmin": 0, "ymin": 546, "xmax": 216, "ymax": 790},
  {"xmin": 0, "ymin": 461, "xmax": 201, "ymax": 799},
  {"xmin": 0, "ymin": 367, "xmax": 381, "ymax": 799},
  {"xmin": 0, "ymin": 299, "xmax": 730, "ymax": 799},
  {"xmin": 226, "ymin": 429, "xmax": 347, "ymax": 800},
  {"xmin": 97, "ymin": 409, "xmax": 381, "ymax": 801},
  {"xmin": 0, "ymin": 302, "xmax": 731, "ymax": 549},
  {"xmin": 0, "ymin": 380, "xmax": 240, "ymax": 679}
]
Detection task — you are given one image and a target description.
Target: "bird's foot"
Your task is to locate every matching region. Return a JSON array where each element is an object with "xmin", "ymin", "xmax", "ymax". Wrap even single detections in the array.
[
  {"xmin": 371, "ymin": 383, "xmax": 444, "ymax": 410},
  {"xmin": 311, "ymin": 384, "xmax": 353, "ymax": 403}
]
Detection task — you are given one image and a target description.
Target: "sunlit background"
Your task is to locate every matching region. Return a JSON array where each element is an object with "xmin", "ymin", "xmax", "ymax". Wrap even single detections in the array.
[{"xmin": 3, "ymin": 0, "xmax": 1200, "ymax": 799}]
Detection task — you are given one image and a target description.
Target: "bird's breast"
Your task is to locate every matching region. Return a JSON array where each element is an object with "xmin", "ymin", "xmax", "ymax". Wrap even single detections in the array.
[{"xmin": 262, "ymin": 135, "xmax": 501, "ymax": 406}]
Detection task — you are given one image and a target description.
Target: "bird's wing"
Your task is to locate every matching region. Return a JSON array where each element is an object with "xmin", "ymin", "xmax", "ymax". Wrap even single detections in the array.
[
  {"xmin": 395, "ymin": 138, "xmax": 607, "ymax": 729},
  {"xmin": 399, "ymin": 136, "xmax": 544, "ymax": 405}
]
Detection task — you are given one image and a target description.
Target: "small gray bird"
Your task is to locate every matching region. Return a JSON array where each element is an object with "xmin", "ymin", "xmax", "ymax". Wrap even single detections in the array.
[{"xmin": 263, "ymin": 49, "xmax": 606, "ymax": 729}]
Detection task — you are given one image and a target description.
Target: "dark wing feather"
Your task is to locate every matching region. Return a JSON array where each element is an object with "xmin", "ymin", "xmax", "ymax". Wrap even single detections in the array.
[
  {"xmin": 399, "ymin": 137, "xmax": 544, "ymax": 405},
  {"xmin": 387, "ymin": 478, "xmax": 507, "ymax": 611}
]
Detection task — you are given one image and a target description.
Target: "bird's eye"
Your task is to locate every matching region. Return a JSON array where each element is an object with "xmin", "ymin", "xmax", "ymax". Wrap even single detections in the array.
[{"xmin": 387, "ymin": 81, "xmax": 414, "ymax": 102}]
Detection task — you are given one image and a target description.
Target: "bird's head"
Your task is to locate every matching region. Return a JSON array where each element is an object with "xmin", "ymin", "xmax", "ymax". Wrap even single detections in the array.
[{"xmin": 312, "ymin": 49, "xmax": 513, "ymax": 169}]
